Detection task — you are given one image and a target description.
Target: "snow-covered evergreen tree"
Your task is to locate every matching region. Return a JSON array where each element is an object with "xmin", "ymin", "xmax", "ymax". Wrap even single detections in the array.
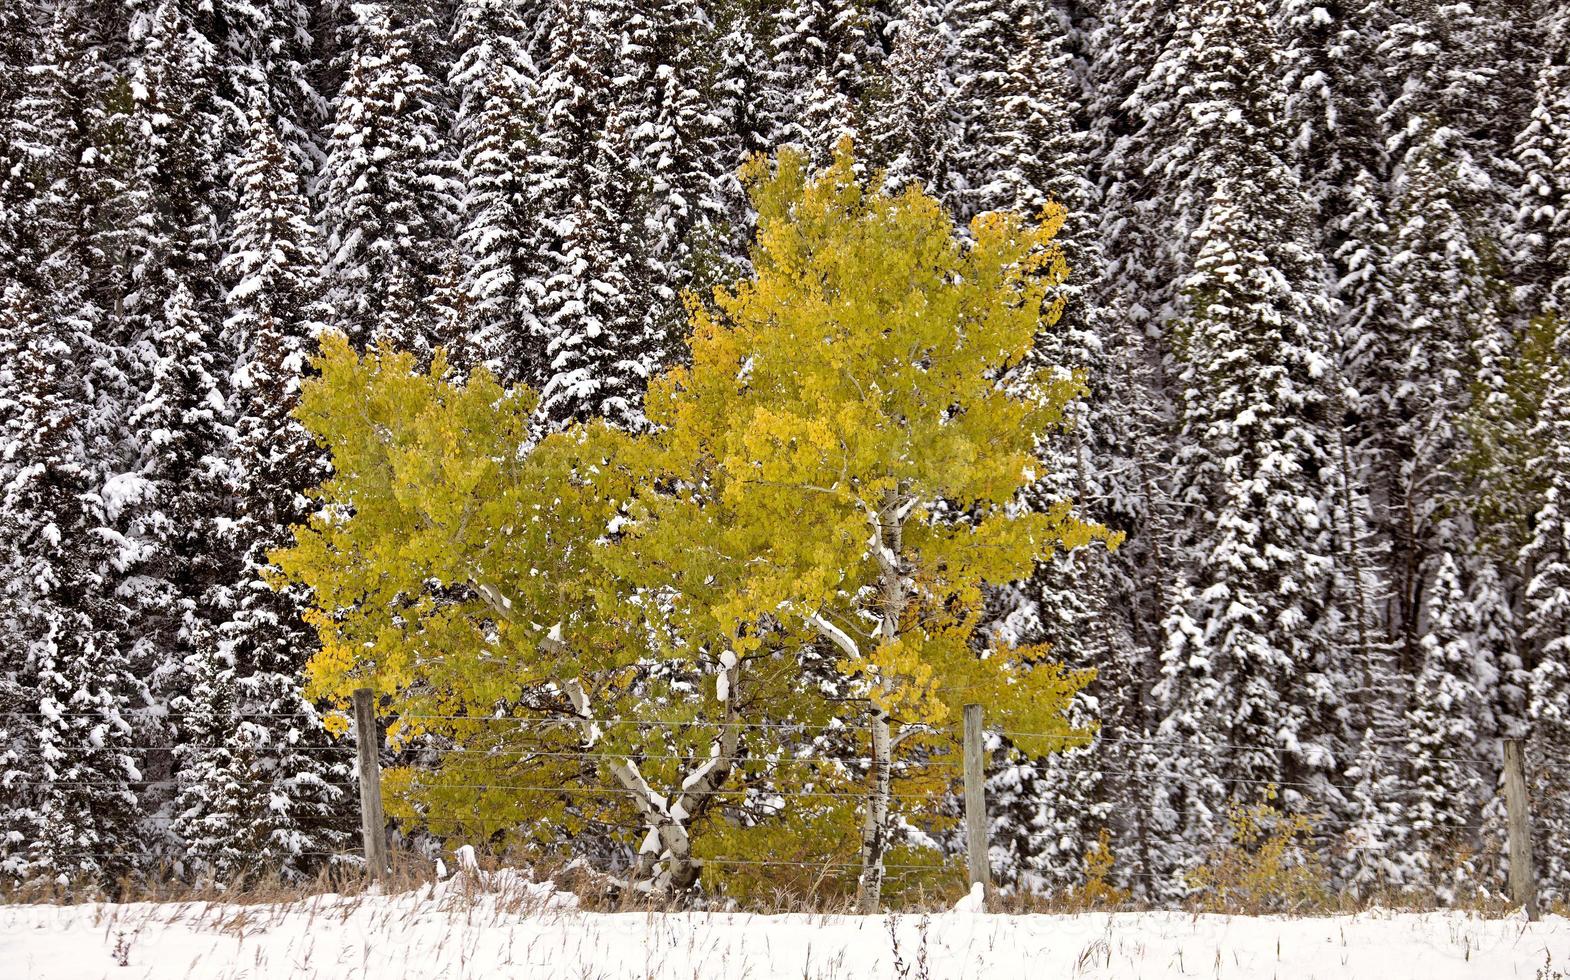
[
  {"xmin": 0, "ymin": 20, "xmax": 147, "ymax": 873},
  {"xmin": 1340, "ymin": 726, "xmax": 1414, "ymax": 895},
  {"xmin": 451, "ymin": 0, "xmax": 541, "ymax": 381},
  {"xmin": 606, "ymin": 0, "xmax": 725, "ymax": 371},
  {"xmin": 1141, "ymin": 0, "xmax": 1349, "ymax": 881},
  {"xmin": 1518, "ymin": 316, "xmax": 1570, "ymax": 900},
  {"xmin": 529, "ymin": 0, "xmax": 688, "ymax": 427},
  {"xmin": 1274, "ymin": 6, "xmax": 1402, "ymax": 753},
  {"xmin": 993, "ymin": 4, "xmax": 1087, "ymax": 220},
  {"xmin": 1513, "ymin": 3, "xmax": 1570, "ymax": 316},
  {"xmin": 947, "ymin": 0, "xmax": 1018, "ymax": 216},
  {"xmin": 766, "ymin": 0, "xmax": 876, "ymax": 159},
  {"xmin": 1401, "ymin": 553, "xmax": 1490, "ymax": 895},
  {"xmin": 169, "ymin": 108, "xmax": 353, "ymax": 880},
  {"xmin": 0, "ymin": 2, "xmax": 40, "ymax": 293},
  {"xmin": 0, "ymin": 2, "xmax": 39, "ymax": 179},
  {"xmin": 1376, "ymin": 125, "xmax": 1510, "ymax": 670},
  {"xmin": 696, "ymin": 2, "xmax": 772, "ymax": 282},
  {"xmin": 317, "ymin": 1, "xmax": 458, "ymax": 351},
  {"xmin": 1376, "ymin": 0, "xmax": 1524, "ymax": 187},
  {"xmin": 210, "ymin": 0, "xmax": 323, "ymax": 168},
  {"xmin": 107, "ymin": 8, "xmax": 234, "ymax": 843},
  {"xmin": 1364, "ymin": 1, "xmax": 1528, "ymax": 726},
  {"xmin": 967, "ymin": 1, "xmax": 1134, "ymax": 893},
  {"xmin": 0, "ymin": 282, "xmax": 147, "ymax": 885},
  {"xmin": 868, "ymin": 1, "xmax": 961, "ymax": 204}
]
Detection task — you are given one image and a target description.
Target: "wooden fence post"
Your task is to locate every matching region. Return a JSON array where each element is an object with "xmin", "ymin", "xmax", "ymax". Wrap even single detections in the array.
[
  {"xmin": 1502, "ymin": 738, "xmax": 1539, "ymax": 922},
  {"xmin": 963, "ymin": 703, "xmax": 992, "ymax": 905},
  {"xmin": 353, "ymin": 687, "xmax": 389, "ymax": 881}
]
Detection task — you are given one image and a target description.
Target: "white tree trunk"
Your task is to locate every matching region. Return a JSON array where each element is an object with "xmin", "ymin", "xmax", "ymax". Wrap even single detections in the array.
[
  {"xmin": 857, "ymin": 705, "xmax": 893, "ymax": 911},
  {"xmin": 627, "ymin": 650, "xmax": 743, "ymax": 891},
  {"xmin": 552, "ymin": 638, "xmax": 742, "ymax": 894},
  {"xmin": 856, "ymin": 487, "xmax": 909, "ymax": 913},
  {"xmin": 466, "ymin": 591, "xmax": 750, "ymax": 898}
]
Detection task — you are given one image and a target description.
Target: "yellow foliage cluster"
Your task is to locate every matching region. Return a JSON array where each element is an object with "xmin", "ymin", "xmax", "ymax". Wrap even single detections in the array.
[
  {"xmin": 642, "ymin": 139, "xmax": 1116, "ymax": 741},
  {"xmin": 271, "ymin": 139, "xmax": 1117, "ymax": 881},
  {"xmin": 1187, "ymin": 792, "xmax": 1330, "ymax": 914},
  {"xmin": 1068, "ymin": 828, "xmax": 1130, "ymax": 910}
]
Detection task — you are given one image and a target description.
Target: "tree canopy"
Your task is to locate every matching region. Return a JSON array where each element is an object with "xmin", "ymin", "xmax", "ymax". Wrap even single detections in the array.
[{"xmin": 274, "ymin": 141, "xmax": 1110, "ymax": 902}]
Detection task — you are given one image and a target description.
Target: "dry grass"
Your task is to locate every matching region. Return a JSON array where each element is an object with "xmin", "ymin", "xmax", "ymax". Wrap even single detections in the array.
[
  {"xmin": 0, "ymin": 853, "xmax": 435, "ymax": 907},
  {"xmin": 0, "ymin": 841, "xmax": 1550, "ymax": 920}
]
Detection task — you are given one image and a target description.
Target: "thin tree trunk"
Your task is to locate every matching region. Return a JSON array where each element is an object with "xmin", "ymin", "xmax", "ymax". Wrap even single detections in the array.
[
  {"xmin": 469, "ymin": 590, "xmax": 749, "ymax": 897},
  {"xmin": 549, "ymin": 636, "xmax": 741, "ymax": 894},
  {"xmin": 856, "ymin": 487, "xmax": 907, "ymax": 913},
  {"xmin": 1334, "ymin": 424, "xmax": 1380, "ymax": 720},
  {"xmin": 857, "ymin": 706, "xmax": 892, "ymax": 912},
  {"xmin": 633, "ymin": 649, "xmax": 743, "ymax": 890}
]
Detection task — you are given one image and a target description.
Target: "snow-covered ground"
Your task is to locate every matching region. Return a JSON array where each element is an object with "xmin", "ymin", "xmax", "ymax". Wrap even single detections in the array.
[{"xmin": 2, "ymin": 880, "xmax": 1565, "ymax": 979}]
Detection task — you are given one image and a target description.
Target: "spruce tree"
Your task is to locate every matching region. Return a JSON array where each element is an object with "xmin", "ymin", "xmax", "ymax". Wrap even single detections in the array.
[
  {"xmin": 317, "ymin": 1, "xmax": 459, "ymax": 351},
  {"xmin": 0, "ymin": 227, "xmax": 142, "ymax": 885},
  {"xmin": 1070, "ymin": 0, "xmax": 1194, "ymax": 891},
  {"xmin": 0, "ymin": 1, "xmax": 41, "ymax": 294},
  {"xmin": 1368, "ymin": 0, "xmax": 1529, "ymax": 711},
  {"xmin": 211, "ymin": 0, "xmax": 322, "ymax": 167},
  {"xmin": 1091, "ymin": 0, "xmax": 1184, "ymax": 331},
  {"xmin": 766, "ymin": 0, "xmax": 877, "ymax": 159},
  {"xmin": 1513, "ymin": 4, "xmax": 1570, "ymax": 316},
  {"xmin": 968, "ymin": 1, "xmax": 1129, "ymax": 893},
  {"xmin": 108, "ymin": 6, "xmax": 234, "ymax": 846},
  {"xmin": 0, "ymin": 6, "xmax": 158, "ymax": 885},
  {"xmin": 1401, "ymin": 553, "xmax": 1490, "ymax": 895},
  {"xmin": 0, "ymin": 287, "xmax": 147, "ymax": 885},
  {"xmin": 605, "ymin": 0, "xmax": 723, "ymax": 373},
  {"xmin": 868, "ymin": 1, "xmax": 962, "ymax": 205},
  {"xmin": 170, "ymin": 108, "xmax": 352, "ymax": 880},
  {"xmin": 530, "ymin": 0, "xmax": 651, "ymax": 427},
  {"xmin": 1377, "ymin": 127, "xmax": 1510, "ymax": 670},
  {"xmin": 948, "ymin": 0, "xmax": 1018, "ymax": 217},
  {"xmin": 1275, "ymin": 5, "xmax": 1402, "ymax": 750},
  {"xmin": 451, "ymin": 0, "xmax": 541, "ymax": 381},
  {"xmin": 1158, "ymin": 173, "xmax": 1345, "ymax": 830},
  {"xmin": 1376, "ymin": 0, "xmax": 1526, "ymax": 187},
  {"xmin": 1143, "ymin": 0, "xmax": 1348, "ymax": 881},
  {"xmin": 708, "ymin": 1, "xmax": 775, "ymax": 159},
  {"xmin": 697, "ymin": 2, "xmax": 772, "ymax": 282},
  {"xmin": 1340, "ymin": 726, "xmax": 1414, "ymax": 894},
  {"xmin": 1518, "ymin": 316, "xmax": 1570, "ymax": 900}
]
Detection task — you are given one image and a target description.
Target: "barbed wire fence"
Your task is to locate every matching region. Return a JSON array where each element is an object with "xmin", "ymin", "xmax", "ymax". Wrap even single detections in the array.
[{"xmin": 4, "ymin": 694, "xmax": 1555, "ymax": 918}]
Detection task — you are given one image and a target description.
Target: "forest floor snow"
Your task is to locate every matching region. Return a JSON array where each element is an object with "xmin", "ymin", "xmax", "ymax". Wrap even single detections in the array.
[{"xmin": 2, "ymin": 878, "xmax": 1566, "ymax": 979}]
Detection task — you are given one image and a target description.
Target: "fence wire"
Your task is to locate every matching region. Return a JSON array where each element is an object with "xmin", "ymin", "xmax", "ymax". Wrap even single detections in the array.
[{"xmin": 2, "ymin": 708, "xmax": 1550, "ymax": 897}]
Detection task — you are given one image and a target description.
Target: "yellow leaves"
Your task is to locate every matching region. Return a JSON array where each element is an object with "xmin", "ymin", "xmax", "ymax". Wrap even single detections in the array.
[
  {"xmin": 634, "ymin": 141, "xmax": 1115, "ymax": 813},
  {"xmin": 665, "ymin": 137, "xmax": 1106, "ymax": 535},
  {"xmin": 840, "ymin": 636, "xmax": 949, "ymax": 726},
  {"xmin": 731, "ymin": 404, "xmax": 846, "ymax": 490},
  {"xmin": 1035, "ymin": 200, "xmax": 1068, "ymax": 241},
  {"xmin": 1062, "ymin": 829, "xmax": 1130, "ymax": 911},
  {"xmin": 380, "ymin": 767, "xmax": 416, "ymax": 823},
  {"xmin": 321, "ymin": 711, "xmax": 350, "ymax": 739},
  {"xmin": 277, "ymin": 337, "xmax": 638, "ymax": 717},
  {"xmin": 298, "ymin": 604, "xmax": 373, "ymax": 706},
  {"xmin": 271, "ymin": 142, "xmax": 1120, "ymax": 864},
  {"xmin": 1187, "ymin": 794, "xmax": 1330, "ymax": 914},
  {"xmin": 302, "ymin": 638, "xmax": 355, "ymax": 703}
]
